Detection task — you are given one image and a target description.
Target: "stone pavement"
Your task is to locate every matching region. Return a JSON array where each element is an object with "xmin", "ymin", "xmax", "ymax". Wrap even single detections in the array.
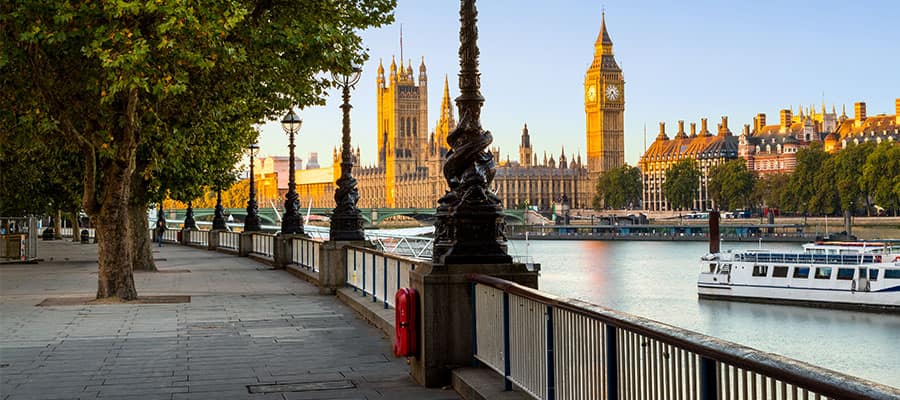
[{"xmin": 0, "ymin": 240, "xmax": 459, "ymax": 400}]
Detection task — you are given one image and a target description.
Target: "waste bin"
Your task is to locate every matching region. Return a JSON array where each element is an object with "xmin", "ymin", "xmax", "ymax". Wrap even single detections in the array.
[
  {"xmin": 176, "ymin": 230, "xmax": 182, "ymax": 242},
  {"xmin": 42, "ymin": 228, "xmax": 55, "ymax": 240},
  {"xmin": 80, "ymin": 229, "xmax": 90, "ymax": 244}
]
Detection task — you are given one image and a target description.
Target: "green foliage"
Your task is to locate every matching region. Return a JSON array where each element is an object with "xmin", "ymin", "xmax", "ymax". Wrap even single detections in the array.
[
  {"xmin": 592, "ymin": 164, "xmax": 641, "ymax": 210},
  {"xmin": 787, "ymin": 142, "xmax": 830, "ymax": 214},
  {"xmin": 707, "ymin": 159, "xmax": 755, "ymax": 211},
  {"xmin": 833, "ymin": 142, "xmax": 875, "ymax": 213},
  {"xmin": 861, "ymin": 142, "xmax": 900, "ymax": 213},
  {"xmin": 753, "ymin": 173, "xmax": 790, "ymax": 211},
  {"xmin": 662, "ymin": 159, "xmax": 700, "ymax": 211}
]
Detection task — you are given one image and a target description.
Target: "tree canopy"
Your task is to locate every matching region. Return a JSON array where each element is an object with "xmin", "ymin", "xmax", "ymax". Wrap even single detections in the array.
[
  {"xmin": 592, "ymin": 164, "xmax": 641, "ymax": 210},
  {"xmin": 2, "ymin": 0, "xmax": 396, "ymax": 299},
  {"xmin": 707, "ymin": 159, "xmax": 754, "ymax": 211},
  {"xmin": 662, "ymin": 159, "xmax": 700, "ymax": 211}
]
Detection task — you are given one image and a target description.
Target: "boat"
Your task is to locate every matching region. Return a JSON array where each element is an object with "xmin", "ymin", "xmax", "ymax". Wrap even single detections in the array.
[{"xmin": 697, "ymin": 214, "xmax": 900, "ymax": 312}]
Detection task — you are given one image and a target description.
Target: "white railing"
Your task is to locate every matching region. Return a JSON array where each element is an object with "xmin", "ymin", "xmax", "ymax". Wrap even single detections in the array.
[
  {"xmin": 185, "ymin": 230, "xmax": 209, "ymax": 246},
  {"xmin": 291, "ymin": 236, "xmax": 323, "ymax": 272},
  {"xmin": 61, "ymin": 227, "xmax": 96, "ymax": 239},
  {"xmin": 250, "ymin": 232, "xmax": 275, "ymax": 258},
  {"xmin": 218, "ymin": 231, "xmax": 240, "ymax": 250},
  {"xmin": 470, "ymin": 275, "xmax": 900, "ymax": 400},
  {"xmin": 162, "ymin": 229, "xmax": 178, "ymax": 243},
  {"xmin": 368, "ymin": 232, "xmax": 434, "ymax": 260},
  {"xmin": 345, "ymin": 246, "xmax": 423, "ymax": 309}
]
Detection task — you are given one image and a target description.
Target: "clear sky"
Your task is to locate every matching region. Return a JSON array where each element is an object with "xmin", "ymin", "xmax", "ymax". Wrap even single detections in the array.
[{"xmin": 254, "ymin": 0, "xmax": 900, "ymax": 169}]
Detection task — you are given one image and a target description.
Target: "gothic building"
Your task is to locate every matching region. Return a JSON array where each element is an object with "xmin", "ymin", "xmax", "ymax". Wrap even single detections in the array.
[
  {"xmin": 584, "ymin": 12, "xmax": 625, "ymax": 183},
  {"xmin": 738, "ymin": 104, "xmax": 837, "ymax": 175},
  {"xmin": 824, "ymin": 100, "xmax": 900, "ymax": 152}
]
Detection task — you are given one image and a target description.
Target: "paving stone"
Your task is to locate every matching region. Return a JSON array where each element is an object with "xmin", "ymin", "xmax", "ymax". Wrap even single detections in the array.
[{"xmin": 0, "ymin": 241, "xmax": 457, "ymax": 399}]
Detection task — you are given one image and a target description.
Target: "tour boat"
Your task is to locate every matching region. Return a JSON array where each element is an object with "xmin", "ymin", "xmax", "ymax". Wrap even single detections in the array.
[{"xmin": 697, "ymin": 240, "xmax": 900, "ymax": 312}]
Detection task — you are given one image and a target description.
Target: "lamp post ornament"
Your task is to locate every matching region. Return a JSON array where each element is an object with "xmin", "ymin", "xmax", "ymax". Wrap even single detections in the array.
[
  {"xmin": 280, "ymin": 111, "xmax": 304, "ymax": 235},
  {"xmin": 212, "ymin": 189, "xmax": 227, "ymax": 230},
  {"xmin": 244, "ymin": 143, "xmax": 262, "ymax": 232},
  {"xmin": 330, "ymin": 68, "xmax": 365, "ymax": 241},
  {"xmin": 433, "ymin": 0, "xmax": 511, "ymax": 264},
  {"xmin": 183, "ymin": 200, "xmax": 197, "ymax": 230}
]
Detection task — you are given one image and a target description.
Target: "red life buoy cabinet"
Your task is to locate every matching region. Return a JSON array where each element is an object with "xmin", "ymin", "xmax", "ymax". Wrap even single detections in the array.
[{"xmin": 393, "ymin": 288, "xmax": 418, "ymax": 357}]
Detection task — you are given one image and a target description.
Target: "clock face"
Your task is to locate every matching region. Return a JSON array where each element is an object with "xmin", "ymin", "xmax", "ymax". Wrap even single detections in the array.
[
  {"xmin": 587, "ymin": 85, "xmax": 597, "ymax": 102},
  {"xmin": 606, "ymin": 85, "xmax": 620, "ymax": 101}
]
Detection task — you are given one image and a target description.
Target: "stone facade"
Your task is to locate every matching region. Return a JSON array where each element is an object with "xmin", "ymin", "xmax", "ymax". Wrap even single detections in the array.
[
  {"xmin": 584, "ymin": 12, "xmax": 625, "ymax": 183},
  {"xmin": 824, "ymin": 99, "xmax": 900, "ymax": 152}
]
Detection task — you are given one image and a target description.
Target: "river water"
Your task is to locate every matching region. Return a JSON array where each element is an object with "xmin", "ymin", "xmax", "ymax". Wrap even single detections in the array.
[{"xmin": 507, "ymin": 239, "xmax": 900, "ymax": 388}]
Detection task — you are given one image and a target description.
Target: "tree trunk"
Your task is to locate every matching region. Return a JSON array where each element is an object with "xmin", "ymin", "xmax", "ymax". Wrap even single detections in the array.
[
  {"xmin": 130, "ymin": 202, "xmax": 157, "ymax": 272},
  {"xmin": 70, "ymin": 208, "xmax": 80, "ymax": 242},
  {"xmin": 54, "ymin": 209, "xmax": 63, "ymax": 239}
]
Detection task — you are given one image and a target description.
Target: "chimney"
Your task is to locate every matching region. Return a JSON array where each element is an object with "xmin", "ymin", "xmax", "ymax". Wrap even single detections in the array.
[
  {"xmin": 690, "ymin": 122, "xmax": 697, "ymax": 137},
  {"xmin": 780, "ymin": 109, "xmax": 792, "ymax": 129},
  {"xmin": 896, "ymin": 98, "xmax": 900, "ymax": 124},
  {"xmin": 719, "ymin": 116, "xmax": 729, "ymax": 136},
  {"xmin": 677, "ymin": 120, "xmax": 685, "ymax": 138},
  {"xmin": 757, "ymin": 113, "xmax": 766, "ymax": 131},
  {"xmin": 854, "ymin": 102, "xmax": 866, "ymax": 127},
  {"xmin": 658, "ymin": 122, "xmax": 667, "ymax": 139},
  {"xmin": 743, "ymin": 124, "xmax": 750, "ymax": 136},
  {"xmin": 700, "ymin": 118, "xmax": 710, "ymax": 136}
]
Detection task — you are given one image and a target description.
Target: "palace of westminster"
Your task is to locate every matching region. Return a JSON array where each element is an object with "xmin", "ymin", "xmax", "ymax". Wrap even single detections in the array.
[{"xmin": 254, "ymin": 14, "xmax": 898, "ymax": 213}]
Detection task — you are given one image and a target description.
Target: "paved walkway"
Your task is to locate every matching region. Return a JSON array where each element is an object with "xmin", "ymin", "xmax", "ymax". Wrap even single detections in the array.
[{"xmin": 0, "ymin": 240, "xmax": 458, "ymax": 400}]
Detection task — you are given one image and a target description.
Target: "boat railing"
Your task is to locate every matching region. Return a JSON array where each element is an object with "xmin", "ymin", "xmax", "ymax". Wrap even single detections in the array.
[{"xmin": 737, "ymin": 252, "xmax": 880, "ymax": 265}]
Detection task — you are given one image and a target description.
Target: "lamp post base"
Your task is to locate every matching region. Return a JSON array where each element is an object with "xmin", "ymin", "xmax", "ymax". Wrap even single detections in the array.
[{"xmin": 329, "ymin": 208, "xmax": 365, "ymax": 241}]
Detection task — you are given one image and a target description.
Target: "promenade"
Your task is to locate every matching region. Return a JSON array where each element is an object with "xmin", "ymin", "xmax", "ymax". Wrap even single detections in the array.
[{"xmin": 0, "ymin": 240, "xmax": 458, "ymax": 400}]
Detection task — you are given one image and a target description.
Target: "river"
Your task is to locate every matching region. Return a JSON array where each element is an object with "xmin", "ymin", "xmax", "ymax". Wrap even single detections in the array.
[{"xmin": 507, "ymin": 239, "xmax": 900, "ymax": 389}]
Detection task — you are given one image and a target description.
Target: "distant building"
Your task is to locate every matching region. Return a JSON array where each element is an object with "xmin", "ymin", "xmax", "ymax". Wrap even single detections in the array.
[
  {"xmin": 306, "ymin": 152, "xmax": 320, "ymax": 169},
  {"xmin": 824, "ymin": 99, "xmax": 900, "ymax": 151},
  {"xmin": 739, "ymin": 104, "xmax": 837, "ymax": 175},
  {"xmin": 584, "ymin": 12, "xmax": 625, "ymax": 183},
  {"xmin": 639, "ymin": 117, "xmax": 738, "ymax": 211}
]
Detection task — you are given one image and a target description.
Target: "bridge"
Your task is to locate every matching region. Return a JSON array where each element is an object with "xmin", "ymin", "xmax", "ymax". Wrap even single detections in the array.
[{"xmin": 164, "ymin": 207, "xmax": 528, "ymax": 225}]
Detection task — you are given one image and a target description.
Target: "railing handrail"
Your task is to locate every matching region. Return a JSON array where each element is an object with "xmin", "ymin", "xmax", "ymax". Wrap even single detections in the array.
[
  {"xmin": 346, "ymin": 245, "xmax": 429, "ymax": 266},
  {"xmin": 469, "ymin": 273, "xmax": 900, "ymax": 400}
]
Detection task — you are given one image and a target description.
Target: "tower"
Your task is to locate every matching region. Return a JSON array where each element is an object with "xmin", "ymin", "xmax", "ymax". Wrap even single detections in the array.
[
  {"xmin": 519, "ymin": 123, "xmax": 532, "ymax": 167},
  {"xmin": 376, "ymin": 55, "xmax": 429, "ymax": 207},
  {"xmin": 584, "ymin": 11, "xmax": 625, "ymax": 182}
]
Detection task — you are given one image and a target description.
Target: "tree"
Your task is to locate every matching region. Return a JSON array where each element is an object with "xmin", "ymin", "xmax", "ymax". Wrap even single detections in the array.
[
  {"xmin": 834, "ymin": 142, "xmax": 875, "ymax": 216},
  {"xmin": 3, "ymin": 0, "xmax": 395, "ymax": 300},
  {"xmin": 753, "ymin": 173, "xmax": 790, "ymax": 212},
  {"xmin": 662, "ymin": 159, "xmax": 700, "ymax": 211},
  {"xmin": 861, "ymin": 142, "xmax": 900, "ymax": 216},
  {"xmin": 787, "ymin": 142, "xmax": 830, "ymax": 215},
  {"xmin": 707, "ymin": 159, "xmax": 755, "ymax": 211},
  {"xmin": 592, "ymin": 164, "xmax": 642, "ymax": 210}
]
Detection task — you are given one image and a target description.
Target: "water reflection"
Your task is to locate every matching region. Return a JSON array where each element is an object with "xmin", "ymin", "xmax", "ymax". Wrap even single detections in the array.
[{"xmin": 511, "ymin": 239, "xmax": 900, "ymax": 388}]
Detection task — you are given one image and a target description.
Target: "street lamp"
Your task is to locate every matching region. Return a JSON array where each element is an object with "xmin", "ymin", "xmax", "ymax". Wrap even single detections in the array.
[
  {"xmin": 329, "ymin": 66, "xmax": 365, "ymax": 241},
  {"xmin": 212, "ymin": 189, "xmax": 227, "ymax": 230},
  {"xmin": 244, "ymin": 143, "xmax": 262, "ymax": 232},
  {"xmin": 432, "ymin": 0, "xmax": 512, "ymax": 264},
  {"xmin": 280, "ymin": 110, "xmax": 304, "ymax": 235},
  {"xmin": 184, "ymin": 200, "xmax": 197, "ymax": 229}
]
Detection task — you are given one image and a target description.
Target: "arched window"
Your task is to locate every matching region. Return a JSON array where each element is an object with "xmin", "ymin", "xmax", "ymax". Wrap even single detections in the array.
[{"xmin": 413, "ymin": 118, "xmax": 417, "ymax": 136}]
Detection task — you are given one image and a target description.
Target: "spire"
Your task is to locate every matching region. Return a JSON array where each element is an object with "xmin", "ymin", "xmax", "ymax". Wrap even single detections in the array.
[
  {"xmin": 390, "ymin": 56, "xmax": 397, "ymax": 72},
  {"xmin": 377, "ymin": 58, "xmax": 384, "ymax": 75},
  {"xmin": 596, "ymin": 11, "xmax": 613, "ymax": 46},
  {"xmin": 419, "ymin": 56, "xmax": 426, "ymax": 72}
]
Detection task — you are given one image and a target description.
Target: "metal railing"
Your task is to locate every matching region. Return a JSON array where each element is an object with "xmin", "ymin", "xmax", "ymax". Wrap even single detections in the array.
[
  {"xmin": 368, "ymin": 232, "xmax": 434, "ymax": 260},
  {"xmin": 291, "ymin": 236, "xmax": 323, "ymax": 272},
  {"xmin": 61, "ymin": 227, "xmax": 96, "ymax": 239},
  {"xmin": 161, "ymin": 229, "xmax": 178, "ymax": 243},
  {"xmin": 218, "ymin": 231, "xmax": 240, "ymax": 250},
  {"xmin": 250, "ymin": 233, "xmax": 275, "ymax": 258},
  {"xmin": 345, "ymin": 246, "xmax": 425, "ymax": 309},
  {"xmin": 470, "ymin": 274, "xmax": 900, "ymax": 400},
  {"xmin": 185, "ymin": 229, "xmax": 209, "ymax": 246}
]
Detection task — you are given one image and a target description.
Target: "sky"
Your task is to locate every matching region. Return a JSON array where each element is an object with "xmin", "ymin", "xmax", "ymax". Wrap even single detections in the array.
[{"xmin": 254, "ymin": 0, "xmax": 900, "ymax": 169}]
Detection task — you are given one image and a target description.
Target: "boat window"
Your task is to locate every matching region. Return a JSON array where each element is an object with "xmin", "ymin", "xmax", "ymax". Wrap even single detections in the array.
[
  {"xmin": 752, "ymin": 265, "xmax": 768, "ymax": 277},
  {"xmin": 869, "ymin": 270, "xmax": 879, "ymax": 281},
  {"xmin": 772, "ymin": 266, "xmax": 789, "ymax": 278},
  {"xmin": 836, "ymin": 268, "xmax": 855, "ymax": 280},
  {"xmin": 814, "ymin": 267, "xmax": 832, "ymax": 279},
  {"xmin": 793, "ymin": 267, "xmax": 810, "ymax": 278},
  {"xmin": 885, "ymin": 269, "xmax": 900, "ymax": 279},
  {"xmin": 708, "ymin": 263, "xmax": 716, "ymax": 273}
]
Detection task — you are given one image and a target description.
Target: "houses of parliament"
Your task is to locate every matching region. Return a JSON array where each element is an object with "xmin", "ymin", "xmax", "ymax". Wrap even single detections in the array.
[{"xmin": 288, "ymin": 15, "xmax": 625, "ymax": 211}]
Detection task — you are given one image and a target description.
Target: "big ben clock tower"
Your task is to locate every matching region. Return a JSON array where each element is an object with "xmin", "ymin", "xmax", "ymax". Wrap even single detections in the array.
[{"xmin": 584, "ymin": 12, "xmax": 624, "ymax": 182}]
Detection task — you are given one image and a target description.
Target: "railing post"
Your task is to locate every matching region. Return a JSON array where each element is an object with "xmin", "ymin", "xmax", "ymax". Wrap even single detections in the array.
[
  {"xmin": 502, "ymin": 291, "xmax": 512, "ymax": 391},
  {"xmin": 471, "ymin": 282, "xmax": 479, "ymax": 367},
  {"xmin": 383, "ymin": 257, "xmax": 388, "ymax": 309},
  {"xmin": 606, "ymin": 325, "xmax": 618, "ymax": 400},
  {"xmin": 372, "ymin": 254, "xmax": 377, "ymax": 303},
  {"xmin": 700, "ymin": 356, "xmax": 717, "ymax": 400},
  {"xmin": 361, "ymin": 252, "xmax": 366, "ymax": 296},
  {"xmin": 546, "ymin": 305, "xmax": 555, "ymax": 400}
]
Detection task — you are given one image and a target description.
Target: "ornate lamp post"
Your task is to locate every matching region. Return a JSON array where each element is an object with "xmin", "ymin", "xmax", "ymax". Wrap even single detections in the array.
[
  {"xmin": 244, "ymin": 143, "xmax": 262, "ymax": 232},
  {"xmin": 432, "ymin": 0, "xmax": 511, "ymax": 264},
  {"xmin": 183, "ymin": 200, "xmax": 197, "ymax": 229},
  {"xmin": 280, "ymin": 110, "xmax": 304, "ymax": 235},
  {"xmin": 329, "ymin": 67, "xmax": 365, "ymax": 241},
  {"xmin": 212, "ymin": 189, "xmax": 227, "ymax": 230}
]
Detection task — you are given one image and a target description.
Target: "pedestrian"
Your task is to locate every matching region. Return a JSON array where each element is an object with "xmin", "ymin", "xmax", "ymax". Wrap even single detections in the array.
[{"xmin": 155, "ymin": 218, "xmax": 167, "ymax": 247}]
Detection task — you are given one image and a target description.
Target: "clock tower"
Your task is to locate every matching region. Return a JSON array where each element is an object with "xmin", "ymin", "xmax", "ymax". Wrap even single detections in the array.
[{"xmin": 584, "ymin": 12, "xmax": 624, "ymax": 182}]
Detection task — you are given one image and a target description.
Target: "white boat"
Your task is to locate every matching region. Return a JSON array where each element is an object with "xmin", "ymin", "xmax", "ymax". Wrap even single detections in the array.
[{"xmin": 697, "ymin": 240, "xmax": 900, "ymax": 312}]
